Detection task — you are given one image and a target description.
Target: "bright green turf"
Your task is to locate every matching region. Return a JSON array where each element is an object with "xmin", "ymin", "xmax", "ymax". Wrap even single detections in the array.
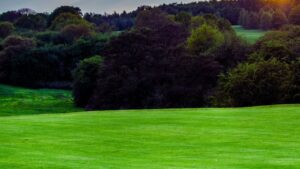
[
  {"xmin": 233, "ymin": 25, "xmax": 267, "ymax": 44},
  {"xmin": 0, "ymin": 104, "xmax": 300, "ymax": 169},
  {"xmin": 0, "ymin": 84, "xmax": 81, "ymax": 116}
]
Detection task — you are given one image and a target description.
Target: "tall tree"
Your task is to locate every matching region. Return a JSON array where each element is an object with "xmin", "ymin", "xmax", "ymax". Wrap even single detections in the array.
[
  {"xmin": 175, "ymin": 11, "xmax": 192, "ymax": 28},
  {"xmin": 135, "ymin": 8, "xmax": 173, "ymax": 30},
  {"xmin": 73, "ymin": 55, "xmax": 103, "ymax": 107},
  {"xmin": 0, "ymin": 22, "xmax": 14, "ymax": 38},
  {"xmin": 259, "ymin": 11, "xmax": 273, "ymax": 30},
  {"xmin": 50, "ymin": 13, "xmax": 92, "ymax": 31},
  {"xmin": 0, "ymin": 11, "xmax": 22, "ymax": 22},
  {"xmin": 15, "ymin": 14, "xmax": 47, "ymax": 31},
  {"xmin": 272, "ymin": 9, "xmax": 288, "ymax": 28},
  {"xmin": 289, "ymin": 5, "xmax": 300, "ymax": 25},
  {"xmin": 187, "ymin": 23, "xmax": 224, "ymax": 55},
  {"xmin": 48, "ymin": 6, "xmax": 82, "ymax": 26}
]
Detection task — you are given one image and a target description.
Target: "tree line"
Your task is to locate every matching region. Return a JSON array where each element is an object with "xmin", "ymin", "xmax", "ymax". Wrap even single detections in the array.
[
  {"xmin": 0, "ymin": 2, "xmax": 298, "ymax": 109},
  {"xmin": 73, "ymin": 9, "xmax": 299, "ymax": 109},
  {"xmin": 238, "ymin": 4, "xmax": 300, "ymax": 30}
]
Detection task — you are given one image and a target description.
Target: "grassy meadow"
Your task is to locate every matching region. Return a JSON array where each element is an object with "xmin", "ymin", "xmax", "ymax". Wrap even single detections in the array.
[
  {"xmin": 0, "ymin": 84, "xmax": 81, "ymax": 116},
  {"xmin": 0, "ymin": 85, "xmax": 300, "ymax": 168},
  {"xmin": 233, "ymin": 25, "xmax": 267, "ymax": 43}
]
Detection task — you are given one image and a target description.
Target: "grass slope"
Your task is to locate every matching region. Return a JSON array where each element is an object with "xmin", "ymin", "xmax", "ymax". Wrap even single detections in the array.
[
  {"xmin": 0, "ymin": 104, "xmax": 300, "ymax": 169},
  {"xmin": 233, "ymin": 25, "xmax": 267, "ymax": 44},
  {"xmin": 0, "ymin": 84, "xmax": 81, "ymax": 116}
]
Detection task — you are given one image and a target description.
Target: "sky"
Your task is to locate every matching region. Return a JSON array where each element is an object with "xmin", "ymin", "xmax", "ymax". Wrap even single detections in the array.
[{"xmin": 0, "ymin": 0, "xmax": 199, "ymax": 14}]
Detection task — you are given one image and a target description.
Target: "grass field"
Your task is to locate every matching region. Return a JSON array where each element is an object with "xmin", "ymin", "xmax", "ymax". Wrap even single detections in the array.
[
  {"xmin": 233, "ymin": 25, "xmax": 267, "ymax": 44},
  {"xmin": 0, "ymin": 85, "xmax": 300, "ymax": 168},
  {"xmin": 0, "ymin": 84, "xmax": 81, "ymax": 116},
  {"xmin": 0, "ymin": 86, "xmax": 300, "ymax": 169}
]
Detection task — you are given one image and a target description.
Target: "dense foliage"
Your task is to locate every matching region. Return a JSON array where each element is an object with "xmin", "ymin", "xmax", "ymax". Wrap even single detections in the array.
[
  {"xmin": 238, "ymin": 1, "xmax": 300, "ymax": 30},
  {"xmin": 73, "ymin": 55, "xmax": 103, "ymax": 107},
  {"xmin": 0, "ymin": 0, "xmax": 299, "ymax": 109},
  {"xmin": 82, "ymin": 9, "xmax": 248, "ymax": 109},
  {"xmin": 0, "ymin": 22, "xmax": 14, "ymax": 38},
  {"xmin": 214, "ymin": 59, "xmax": 293, "ymax": 106},
  {"xmin": 214, "ymin": 25, "xmax": 300, "ymax": 106}
]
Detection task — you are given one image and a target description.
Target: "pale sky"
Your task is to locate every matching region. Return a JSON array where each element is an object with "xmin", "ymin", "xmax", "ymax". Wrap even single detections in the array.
[{"xmin": 0, "ymin": 0, "xmax": 199, "ymax": 14}]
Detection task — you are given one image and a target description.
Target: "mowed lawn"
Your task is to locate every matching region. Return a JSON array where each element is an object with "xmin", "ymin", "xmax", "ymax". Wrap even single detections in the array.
[
  {"xmin": 233, "ymin": 25, "xmax": 267, "ymax": 43},
  {"xmin": 0, "ymin": 103, "xmax": 300, "ymax": 168}
]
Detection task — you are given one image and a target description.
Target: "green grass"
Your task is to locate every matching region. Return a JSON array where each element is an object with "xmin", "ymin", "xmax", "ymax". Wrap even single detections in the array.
[
  {"xmin": 0, "ymin": 103, "xmax": 300, "ymax": 168},
  {"xmin": 233, "ymin": 25, "xmax": 267, "ymax": 44},
  {"xmin": 0, "ymin": 84, "xmax": 81, "ymax": 116}
]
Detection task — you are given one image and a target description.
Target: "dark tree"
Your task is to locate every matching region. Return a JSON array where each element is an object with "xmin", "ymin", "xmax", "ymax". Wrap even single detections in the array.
[
  {"xmin": 48, "ymin": 6, "xmax": 82, "ymax": 26},
  {"xmin": 272, "ymin": 9, "xmax": 288, "ymax": 28},
  {"xmin": 60, "ymin": 24, "xmax": 92, "ymax": 43},
  {"xmin": 0, "ymin": 36, "xmax": 36, "ymax": 85},
  {"xmin": 86, "ymin": 19, "xmax": 222, "ymax": 109},
  {"xmin": 0, "ymin": 11, "xmax": 22, "ymax": 22},
  {"xmin": 73, "ymin": 56, "xmax": 103, "ymax": 107},
  {"xmin": 175, "ymin": 11, "xmax": 192, "ymax": 28},
  {"xmin": 135, "ymin": 8, "xmax": 173, "ymax": 30},
  {"xmin": 50, "ymin": 12, "xmax": 92, "ymax": 31},
  {"xmin": 214, "ymin": 59, "xmax": 293, "ymax": 107},
  {"xmin": 289, "ymin": 5, "xmax": 300, "ymax": 25},
  {"xmin": 15, "ymin": 14, "xmax": 47, "ymax": 31},
  {"xmin": 0, "ymin": 22, "xmax": 14, "ymax": 38}
]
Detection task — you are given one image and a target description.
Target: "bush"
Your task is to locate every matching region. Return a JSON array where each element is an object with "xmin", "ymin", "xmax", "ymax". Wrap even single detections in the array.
[
  {"xmin": 213, "ymin": 59, "xmax": 294, "ymax": 107},
  {"xmin": 73, "ymin": 56, "xmax": 103, "ymax": 107}
]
